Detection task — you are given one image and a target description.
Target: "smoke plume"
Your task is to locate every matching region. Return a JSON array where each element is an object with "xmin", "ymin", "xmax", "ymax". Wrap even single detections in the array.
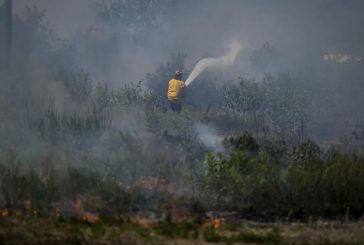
[{"xmin": 193, "ymin": 122, "xmax": 224, "ymax": 152}]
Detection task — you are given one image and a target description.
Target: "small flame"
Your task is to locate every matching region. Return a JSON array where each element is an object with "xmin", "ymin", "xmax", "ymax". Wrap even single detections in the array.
[
  {"xmin": 0, "ymin": 208, "xmax": 9, "ymax": 217},
  {"xmin": 82, "ymin": 212, "xmax": 99, "ymax": 223},
  {"xmin": 55, "ymin": 208, "xmax": 61, "ymax": 218},
  {"xmin": 203, "ymin": 219, "xmax": 222, "ymax": 229},
  {"xmin": 133, "ymin": 217, "xmax": 152, "ymax": 228},
  {"xmin": 212, "ymin": 219, "xmax": 222, "ymax": 229},
  {"xmin": 74, "ymin": 195, "xmax": 99, "ymax": 223}
]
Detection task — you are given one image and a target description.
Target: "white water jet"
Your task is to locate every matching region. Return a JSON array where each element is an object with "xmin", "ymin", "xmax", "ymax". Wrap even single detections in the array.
[{"xmin": 185, "ymin": 41, "xmax": 244, "ymax": 86}]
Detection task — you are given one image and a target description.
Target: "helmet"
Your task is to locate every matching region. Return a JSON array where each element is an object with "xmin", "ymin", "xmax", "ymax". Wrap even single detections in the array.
[{"xmin": 175, "ymin": 69, "xmax": 183, "ymax": 76}]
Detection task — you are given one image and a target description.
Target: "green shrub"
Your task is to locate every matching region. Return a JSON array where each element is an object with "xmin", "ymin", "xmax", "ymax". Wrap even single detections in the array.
[
  {"xmin": 236, "ymin": 227, "xmax": 281, "ymax": 244},
  {"xmin": 204, "ymin": 132, "xmax": 364, "ymax": 219},
  {"xmin": 203, "ymin": 227, "xmax": 222, "ymax": 242}
]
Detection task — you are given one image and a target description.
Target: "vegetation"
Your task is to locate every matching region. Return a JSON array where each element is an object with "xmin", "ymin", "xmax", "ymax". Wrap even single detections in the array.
[
  {"xmin": 1, "ymin": 4, "xmax": 364, "ymax": 221},
  {"xmin": 1, "ymin": 2, "xmax": 364, "ymax": 244},
  {"xmin": 1, "ymin": 216, "xmax": 364, "ymax": 244},
  {"xmin": 204, "ymin": 133, "xmax": 364, "ymax": 219},
  {"xmin": 1, "ymin": 131, "xmax": 364, "ymax": 220}
]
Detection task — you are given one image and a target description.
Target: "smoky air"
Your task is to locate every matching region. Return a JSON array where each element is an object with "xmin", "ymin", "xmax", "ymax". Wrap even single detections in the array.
[{"xmin": 1, "ymin": 1, "xmax": 364, "ymax": 244}]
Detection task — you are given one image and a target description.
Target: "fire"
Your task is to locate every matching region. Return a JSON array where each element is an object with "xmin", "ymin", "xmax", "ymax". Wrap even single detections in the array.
[
  {"xmin": 212, "ymin": 219, "xmax": 222, "ymax": 229},
  {"xmin": 82, "ymin": 212, "xmax": 99, "ymax": 223},
  {"xmin": 133, "ymin": 216, "xmax": 153, "ymax": 228},
  {"xmin": 55, "ymin": 208, "xmax": 61, "ymax": 218},
  {"xmin": 203, "ymin": 218, "xmax": 222, "ymax": 229},
  {"xmin": 0, "ymin": 208, "xmax": 9, "ymax": 217},
  {"xmin": 74, "ymin": 195, "xmax": 99, "ymax": 223}
]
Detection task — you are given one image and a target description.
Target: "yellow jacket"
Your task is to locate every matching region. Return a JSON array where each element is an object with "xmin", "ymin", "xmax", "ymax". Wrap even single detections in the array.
[{"xmin": 167, "ymin": 79, "xmax": 185, "ymax": 101}]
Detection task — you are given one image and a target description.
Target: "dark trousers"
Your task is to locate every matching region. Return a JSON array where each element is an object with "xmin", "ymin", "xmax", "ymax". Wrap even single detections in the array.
[{"xmin": 169, "ymin": 100, "xmax": 182, "ymax": 113}]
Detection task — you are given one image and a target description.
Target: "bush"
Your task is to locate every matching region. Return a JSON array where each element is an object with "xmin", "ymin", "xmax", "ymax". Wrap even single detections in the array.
[{"xmin": 204, "ymin": 132, "xmax": 364, "ymax": 219}]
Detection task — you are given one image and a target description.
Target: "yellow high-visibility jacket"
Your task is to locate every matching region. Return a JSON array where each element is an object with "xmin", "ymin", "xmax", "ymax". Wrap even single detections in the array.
[{"xmin": 167, "ymin": 79, "xmax": 185, "ymax": 101}]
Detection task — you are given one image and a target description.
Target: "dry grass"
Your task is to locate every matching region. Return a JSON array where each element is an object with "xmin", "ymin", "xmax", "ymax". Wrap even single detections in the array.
[{"xmin": 1, "ymin": 216, "xmax": 364, "ymax": 245}]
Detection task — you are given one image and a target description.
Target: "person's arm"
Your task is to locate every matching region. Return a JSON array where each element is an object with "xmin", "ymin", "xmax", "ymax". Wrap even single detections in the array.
[{"xmin": 180, "ymin": 81, "xmax": 186, "ymax": 98}]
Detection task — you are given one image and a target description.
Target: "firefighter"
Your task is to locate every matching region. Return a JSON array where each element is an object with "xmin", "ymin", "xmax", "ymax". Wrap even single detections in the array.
[{"xmin": 167, "ymin": 69, "xmax": 185, "ymax": 113}]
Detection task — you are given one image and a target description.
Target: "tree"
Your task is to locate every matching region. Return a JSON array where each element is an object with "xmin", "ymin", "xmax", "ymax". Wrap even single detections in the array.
[
  {"xmin": 95, "ymin": 0, "xmax": 173, "ymax": 40},
  {"xmin": 204, "ymin": 132, "xmax": 284, "ymax": 214},
  {"xmin": 223, "ymin": 78, "xmax": 264, "ymax": 136},
  {"xmin": 260, "ymin": 73, "xmax": 309, "ymax": 143}
]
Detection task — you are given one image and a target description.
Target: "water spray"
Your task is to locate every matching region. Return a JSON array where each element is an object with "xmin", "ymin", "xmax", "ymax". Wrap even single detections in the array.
[{"xmin": 185, "ymin": 41, "xmax": 244, "ymax": 86}]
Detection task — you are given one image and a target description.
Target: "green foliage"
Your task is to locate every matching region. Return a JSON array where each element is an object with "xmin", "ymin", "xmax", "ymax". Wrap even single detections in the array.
[
  {"xmin": 67, "ymin": 168, "xmax": 101, "ymax": 196},
  {"xmin": 114, "ymin": 81, "xmax": 144, "ymax": 106},
  {"xmin": 262, "ymin": 73, "xmax": 309, "ymax": 141},
  {"xmin": 224, "ymin": 130, "xmax": 260, "ymax": 152},
  {"xmin": 2, "ymin": 4, "xmax": 364, "ymax": 222},
  {"xmin": 235, "ymin": 227, "xmax": 281, "ymax": 244},
  {"xmin": 289, "ymin": 140, "xmax": 321, "ymax": 163},
  {"xmin": 205, "ymin": 132, "xmax": 284, "ymax": 213},
  {"xmin": 222, "ymin": 74, "xmax": 309, "ymax": 141},
  {"xmin": 204, "ymin": 132, "xmax": 364, "ymax": 219},
  {"xmin": 223, "ymin": 78, "xmax": 263, "ymax": 115},
  {"xmin": 202, "ymin": 226, "xmax": 282, "ymax": 245},
  {"xmin": 93, "ymin": 180, "xmax": 137, "ymax": 214},
  {"xmin": 154, "ymin": 219, "xmax": 199, "ymax": 239},
  {"xmin": 0, "ymin": 152, "xmax": 61, "ymax": 210},
  {"xmin": 0, "ymin": 151, "xmax": 27, "ymax": 208},
  {"xmin": 1, "ymin": 217, "xmax": 363, "ymax": 245},
  {"xmin": 204, "ymin": 152, "xmax": 233, "ymax": 208},
  {"xmin": 62, "ymin": 70, "xmax": 93, "ymax": 101},
  {"xmin": 202, "ymin": 227, "xmax": 223, "ymax": 242}
]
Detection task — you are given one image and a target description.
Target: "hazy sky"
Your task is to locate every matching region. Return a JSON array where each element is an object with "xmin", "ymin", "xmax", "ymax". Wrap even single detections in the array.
[
  {"xmin": 12, "ymin": 0, "xmax": 364, "ymax": 82},
  {"xmin": 14, "ymin": 0, "xmax": 94, "ymax": 39},
  {"xmin": 2, "ymin": 0, "xmax": 364, "ymax": 144}
]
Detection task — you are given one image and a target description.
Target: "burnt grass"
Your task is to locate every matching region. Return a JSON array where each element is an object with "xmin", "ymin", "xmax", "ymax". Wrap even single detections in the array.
[
  {"xmin": 1, "ymin": 215, "xmax": 364, "ymax": 245},
  {"xmin": 1, "ymin": 133, "xmax": 364, "ymax": 244}
]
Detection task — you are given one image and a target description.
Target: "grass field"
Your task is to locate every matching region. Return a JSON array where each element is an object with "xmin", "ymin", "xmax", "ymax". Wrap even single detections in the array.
[{"xmin": 1, "ymin": 214, "xmax": 363, "ymax": 245}]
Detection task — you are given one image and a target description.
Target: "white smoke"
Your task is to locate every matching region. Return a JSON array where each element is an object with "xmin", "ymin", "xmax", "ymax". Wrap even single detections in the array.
[
  {"xmin": 193, "ymin": 122, "xmax": 224, "ymax": 152},
  {"xmin": 185, "ymin": 41, "xmax": 244, "ymax": 86}
]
